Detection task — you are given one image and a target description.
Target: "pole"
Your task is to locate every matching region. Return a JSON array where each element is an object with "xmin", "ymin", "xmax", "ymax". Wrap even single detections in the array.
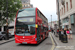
[
  {"xmin": 51, "ymin": 15, "xmax": 52, "ymax": 32},
  {"xmin": 51, "ymin": 15, "xmax": 52, "ymax": 28},
  {"xmin": 6, "ymin": 0, "xmax": 9, "ymax": 40},
  {"xmin": 57, "ymin": 0, "xmax": 60, "ymax": 29}
]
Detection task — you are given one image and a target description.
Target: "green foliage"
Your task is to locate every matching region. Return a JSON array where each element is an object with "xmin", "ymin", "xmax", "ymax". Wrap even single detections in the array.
[{"xmin": 0, "ymin": 0, "xmax": 22, "ymax": 26}]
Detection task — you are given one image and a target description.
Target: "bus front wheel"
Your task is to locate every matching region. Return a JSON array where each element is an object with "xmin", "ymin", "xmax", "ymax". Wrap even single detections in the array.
[{"xmin": 41, "ymin": 36, "xmax": 43, "ymax": 41}]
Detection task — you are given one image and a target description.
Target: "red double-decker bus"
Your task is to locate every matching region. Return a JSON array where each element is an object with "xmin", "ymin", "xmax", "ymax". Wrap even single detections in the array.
[{"xmin": 14, "ymin": 8, "xmax": 49, "ymax": 44}]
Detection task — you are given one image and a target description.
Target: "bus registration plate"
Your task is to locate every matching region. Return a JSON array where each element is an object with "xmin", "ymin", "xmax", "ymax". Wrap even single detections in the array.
[{"xmin": 22, "ymin": 42, "xmax": 27, "ymax": 44}]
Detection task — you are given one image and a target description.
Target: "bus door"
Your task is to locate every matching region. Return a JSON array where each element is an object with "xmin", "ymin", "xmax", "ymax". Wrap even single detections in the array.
[{"xmin": 37, "ymin": 25, "xmax": 40, "ymax": 42}]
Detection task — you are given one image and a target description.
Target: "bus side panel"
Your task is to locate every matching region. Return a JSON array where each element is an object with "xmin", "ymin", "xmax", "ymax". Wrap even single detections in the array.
[
  {"xmin": 14, "ymin": 10, "xmax": 19, "ymax": 36},
  {"xmin": 36, "ymin": 8, "xmax": 38, "ymax": 24},
  {"xmin": 35, "ymin": 8, "xmax": 38, "ymax": 44}
]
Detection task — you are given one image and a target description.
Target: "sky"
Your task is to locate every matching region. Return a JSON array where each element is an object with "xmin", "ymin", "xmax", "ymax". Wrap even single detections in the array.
[{"xmin": 30, "ymin": 0, "xmax": 58, "ymax": 22}]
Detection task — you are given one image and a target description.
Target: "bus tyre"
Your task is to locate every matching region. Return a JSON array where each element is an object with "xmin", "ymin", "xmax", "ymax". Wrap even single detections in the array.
[
  {"xmin": 2, "ymin": 37, "xmax": 5, "ymax": 40},
  {"xmin": 47, "ymin": 34, "xmax": 48, "ymax": 38},
  {"xmin": 45, "ymin": 34, "xmax": 46, "ymax": 38},
  {"xmin": 45, "ymin": 35, "xmax": 46, "ymax": 38},
  {"xmin": 41, "ymin": 37, "xmax": 43, "ymax": 41}
]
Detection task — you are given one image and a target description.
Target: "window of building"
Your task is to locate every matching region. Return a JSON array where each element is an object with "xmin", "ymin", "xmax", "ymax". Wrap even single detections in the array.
[
  {"xmin": 28, "ymin": 4, "xmax": 30, "ymax": 7},
  {"xmin": 70, "ymin": 0, "xmax": 72, "ymax": 9},
  {"xmin": 24, "ymin": 5, "xmax": 25, "ymax": 7},
  {"xmin": 62, "ymin": 8, "xmax": 63, "ymax": 15},
  {"xmin": 25, "ymin": 5, "xmax": 29, "ymax": 7},
  {"xmin": 64, "ymin": 6, "xmax": 65, "ymax": 13},
  {"xmin": 66, "ymin": 2, "xmax": 68, "ymax": 11},
  {"xmin": 60, "ymin": 9, "xmax": 61, "ymax": 16},
  {"xmin": 24, "ymin": 1, "xmax": 25, "ymax": 3},
  {"xmin": 61, "ymin": 9, "xmax": 62, "ymax": 15}
]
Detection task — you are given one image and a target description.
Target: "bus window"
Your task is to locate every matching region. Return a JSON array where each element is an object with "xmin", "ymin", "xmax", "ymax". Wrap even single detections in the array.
[
  {"xmin": 17, "ymin": 8, "xmax": 35, "ymax": 17},
  {"xmin": 41, "ymin": 26, "xmax": 43, "ymax": 32},
  {"xmin": 16, "ymin": 24, "xmax": 35, "ymax": 36}
]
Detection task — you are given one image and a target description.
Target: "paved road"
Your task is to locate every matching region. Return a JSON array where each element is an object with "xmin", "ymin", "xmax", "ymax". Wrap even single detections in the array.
[{"xmin": 0, "ymin": 35, "xmax": 53, "ymax": 50}]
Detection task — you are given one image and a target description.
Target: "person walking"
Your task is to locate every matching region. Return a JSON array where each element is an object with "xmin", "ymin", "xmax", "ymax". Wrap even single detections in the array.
[
  {"xmin": 64, "ymin": 28, "xmax": 67, "ymax": 35},
  {"xmin": 57, "ymin": 29, "xmax": 59, "ymax": 35},
  {"xmin": 54, "ymin": 29, "xmax": 55, "ymax": 35},
  {"xmin": 59, "ymin": 29, "xmax": 61, "ymax": 40},
  {"xmin": 61, "ymin": 29, "xmax": 64, "ymax": 42},
  {"xmin": 69, "ymin": 28, "xmax": 72, "ymax": 39},
  {"xmin": 61, "ymin": 29, "xmax": 64, "ymax": 35},
  {"xmin": 52, "ymin": 28, "xmax": 53, "ymax": 33},
  {"xmin": 63, "ymin": 28, "xmax": 68, "ymax": 43},
  {"xmin": 66, "ymin": 29, "xmax": 70, "ymax": 39}
]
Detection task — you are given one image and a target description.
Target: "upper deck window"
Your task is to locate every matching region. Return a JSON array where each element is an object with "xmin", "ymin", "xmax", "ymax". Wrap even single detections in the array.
[{"xmin": 17, "ymin": 8, "xmax": 35, "ymax": 17}]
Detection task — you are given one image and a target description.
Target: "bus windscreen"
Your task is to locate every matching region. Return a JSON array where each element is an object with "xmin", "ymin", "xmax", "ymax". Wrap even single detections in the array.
[
  {"xmin": 17, "ymin": 8, "xmax": 35, "ymax": 17},
  {"xmin": 15, "ymin": 24, "xmax": 35, "ymax": 36}
]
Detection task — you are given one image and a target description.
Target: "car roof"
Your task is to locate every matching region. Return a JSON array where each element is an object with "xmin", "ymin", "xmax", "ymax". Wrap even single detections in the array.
[{"xmin": 0, "ymin": 31, "xmax": 6, "ymax": 32}]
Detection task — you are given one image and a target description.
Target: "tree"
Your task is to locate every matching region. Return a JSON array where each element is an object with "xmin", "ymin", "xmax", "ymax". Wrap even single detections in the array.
[{"xmin": 0, "ymin": 0, "xmax": 22, "ymax": 26}]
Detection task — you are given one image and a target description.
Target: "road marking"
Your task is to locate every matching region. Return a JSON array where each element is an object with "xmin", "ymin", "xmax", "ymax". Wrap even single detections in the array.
[{"xmin": 49, "ymin": 32, "xmax": 55, "ymax": 50}]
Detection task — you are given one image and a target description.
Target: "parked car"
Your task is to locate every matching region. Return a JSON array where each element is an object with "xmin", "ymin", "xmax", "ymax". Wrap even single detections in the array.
[{"xmin": 0, "ymin": 31, "xmax": 12, "ymax": 40}]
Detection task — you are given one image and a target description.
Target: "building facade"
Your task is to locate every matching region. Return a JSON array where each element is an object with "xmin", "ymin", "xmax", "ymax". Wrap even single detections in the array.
[
  {"xmin": 21, "ymin": 0, "xmax": 33, "ymax": 9},
  {"xmin": 56, "ymin": 0, "xmax": 75, "ymax": 34},
  {"xmin": 48, "ymin": 21, "xmax": 58, "ymax": 29}
]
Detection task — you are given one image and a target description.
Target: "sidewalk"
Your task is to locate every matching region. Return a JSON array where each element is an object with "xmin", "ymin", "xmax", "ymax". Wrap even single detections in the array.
[
  {"xmin": 50, "ymin": 32, "xmax": 75, "ymax": 50},
  {"xmin": 0, "ymin": 37, "xmax": 15, "ymax": 45}
]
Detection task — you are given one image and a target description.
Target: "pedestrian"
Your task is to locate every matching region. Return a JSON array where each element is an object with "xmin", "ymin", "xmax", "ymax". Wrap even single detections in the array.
[
  {"xmin": 51, "ymin": 28, "xmax": 52, "ymax": 32},
  {"xmin": 59, "ymin": 29, "xmax": 61, "ymax": 40},
  {"xmin": 57, "ymin": 29, "xmax": 59, "ymax": 35},
  {"xmin": 52, "ymin": 28, "xmax": 53, "ymax": 33},
  {"xmin": 61, "ymin": 29, "xmax": 64, "ymax": 42},
  {"xmin": 54, "ymin": 29, "xmax": 55, "ymax": 35},
  {"xmin": 64, "ymin": 28, "xmax": 67, "ymax": 35},
  {"xmin": 61, "ymin": 29, "xmax": 64, "ymax": 35},
  {"xmin": 62, "ymin": 28, "xmax": 68, "ymax": 43},
  {"xmin": 69, "ymin": 28, "xmax": 72, "ymax": 39},
  {"xmin": 53, "ymin": 29, "xmax": 54, "ymax": 32},
  {"xmin": 66, "ymin": 29, "xmax": 70, "ymax": 39}
]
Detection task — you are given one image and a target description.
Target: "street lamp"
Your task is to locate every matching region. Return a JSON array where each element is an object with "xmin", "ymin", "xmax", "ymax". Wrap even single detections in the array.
[{"xmin": 51, "ymin": 15, "xmax": 52, "ymax": 28}]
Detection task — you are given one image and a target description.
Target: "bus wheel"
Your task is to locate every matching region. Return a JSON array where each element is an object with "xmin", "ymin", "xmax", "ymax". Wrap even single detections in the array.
[
  {"xmin": 41, "ymin": 36, "xmax": 43, "ymax": 41},
  {"xmin": 2, "ymin": 37, "xmax": 5, "ymax": 40},
  {"xmin": 46, "ymin": 34, "xmax": 48, "ymax": 38},
  {"xmin": 45, "ymin": 34, "xmax": 46, "ymax": 38}
]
